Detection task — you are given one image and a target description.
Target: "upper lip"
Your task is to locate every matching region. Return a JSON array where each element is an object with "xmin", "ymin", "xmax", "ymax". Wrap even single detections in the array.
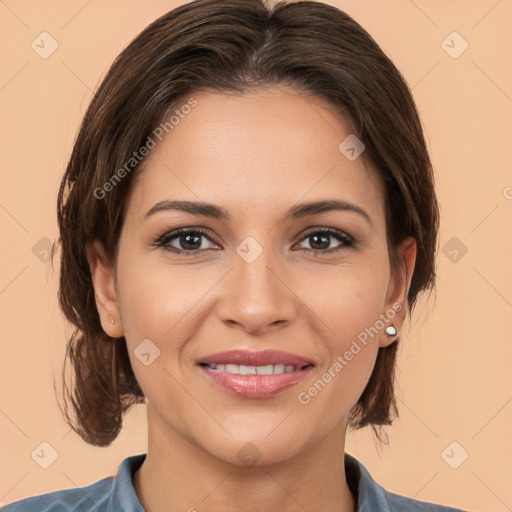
[{"xmin": 197, "ymin": 349, "xmax": 315, "ymax": 368}]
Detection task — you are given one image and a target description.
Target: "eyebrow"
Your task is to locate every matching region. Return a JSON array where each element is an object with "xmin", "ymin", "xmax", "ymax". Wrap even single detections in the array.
[{"xmin": 144, "ymin": 199, "xmax": 373, "ymax": 227}]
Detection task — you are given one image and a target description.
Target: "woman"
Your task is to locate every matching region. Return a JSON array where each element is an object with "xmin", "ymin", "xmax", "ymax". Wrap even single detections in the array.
[{"xmin": 4, "ymin": 0, "xmax": 468, "ymax": 510}]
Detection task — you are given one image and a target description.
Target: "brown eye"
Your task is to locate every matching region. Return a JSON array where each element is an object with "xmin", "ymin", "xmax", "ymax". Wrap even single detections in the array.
[
  {"xmin": 155, "ymin": 228, "xmax": 219, "ymax": 254},
  {"xmin": 297, "ymin": 228, "xmax": 354, "ymax": 254}
]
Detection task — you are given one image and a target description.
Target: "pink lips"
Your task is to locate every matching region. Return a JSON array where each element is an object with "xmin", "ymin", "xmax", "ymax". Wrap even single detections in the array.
[
  {"xmin": 197, "ymin": 349, "xmax": 314, "ymax": 399},
  {"xmin": 198, "ymin": 349, "xmax": 314, "ymax": 368}
]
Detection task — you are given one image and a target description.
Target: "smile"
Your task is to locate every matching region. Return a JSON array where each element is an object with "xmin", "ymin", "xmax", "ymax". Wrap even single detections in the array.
[
  {"xmin": 196, "ymin": 349, "xmax": 315, "ymax": 398},
  {"xmin": 201, "ymin": 363, "xmax": 310, "ymax": 374}
]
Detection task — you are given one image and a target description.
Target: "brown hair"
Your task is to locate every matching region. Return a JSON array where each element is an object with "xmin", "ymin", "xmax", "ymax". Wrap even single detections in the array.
[{"xmin": 53, "ymin": 0, "xmax": 439, "ymax": 447}]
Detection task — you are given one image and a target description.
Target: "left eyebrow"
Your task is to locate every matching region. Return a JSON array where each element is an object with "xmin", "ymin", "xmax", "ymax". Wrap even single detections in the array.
[
  {"xmin": 144, "ymin": 199, "xmax": 373, "ymax": 227},
  {"xmin": 284, "ymin": 199, "xmax": 373, "ymax": 227}
]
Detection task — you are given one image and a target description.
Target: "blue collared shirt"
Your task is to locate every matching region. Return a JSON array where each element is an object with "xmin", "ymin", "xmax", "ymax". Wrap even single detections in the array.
[{"xmin": 2, "ymin": 453, "xmax": 467, "ymax": 511}]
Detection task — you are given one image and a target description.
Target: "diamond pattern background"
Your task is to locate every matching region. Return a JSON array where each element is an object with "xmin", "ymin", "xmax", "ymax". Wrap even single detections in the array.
[{"xmin": 1, "ymin": 1, "xmax": 511, "ymax": 510}]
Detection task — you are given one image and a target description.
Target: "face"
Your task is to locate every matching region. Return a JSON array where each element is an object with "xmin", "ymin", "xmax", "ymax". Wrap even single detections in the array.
[{"xmin": 88, "ymin": 87, "xmax": 415, "ymax": 467}]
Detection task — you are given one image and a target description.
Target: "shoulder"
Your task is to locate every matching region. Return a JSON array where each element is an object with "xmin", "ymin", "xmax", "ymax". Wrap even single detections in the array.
[
  {"xmin": 1, "ymin": 475, "xmax": 114, "ymax": 512},
  {"xmin": 344, "ymin": 453, "xmax": 469, "ymax": 512},
  {"xmin": 383, "ymin": 489, "xmax": 469, "ymax": 511},
  {"xmin": 2, "ymin": 454, "xmax": 146, "ymax": 512}
]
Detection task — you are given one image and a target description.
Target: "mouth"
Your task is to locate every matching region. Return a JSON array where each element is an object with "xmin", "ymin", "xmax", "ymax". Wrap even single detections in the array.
[
  {"xmin": 198, "ymin": 362, "xmax": 313, "ymax": 374},
  {"xmin": 196, "ymin": 349, "xmax": 315, "ymax": 398}
]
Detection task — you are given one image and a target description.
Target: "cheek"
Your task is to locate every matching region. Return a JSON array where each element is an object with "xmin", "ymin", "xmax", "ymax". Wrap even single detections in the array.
[
  {"xmin": 296, "ymin": 311, "xmax": 381, "ymax": 429},
  {"xmin": 115, "ymin": 250, "xmax": 212, "ymax": 339},
  {"xmin": 305, "ymin": 255, "xmax": 390, "ymax": 342},
  {"xmin": 294, "ymin": 256, "xmax": 390, "ymax": 410},
  {"xmin": 114, "ymin": 253, "xmax": 221, "ymax": 396},
  {"xmin": 114, "ymin": 260, "xmax": 207, "ymax": 405}
]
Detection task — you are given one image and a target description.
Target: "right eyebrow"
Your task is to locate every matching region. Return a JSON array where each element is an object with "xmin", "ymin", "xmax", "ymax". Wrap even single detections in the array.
[{"xmin": 144, "ymin": 200, "xmax": 229, "ymax": 220}]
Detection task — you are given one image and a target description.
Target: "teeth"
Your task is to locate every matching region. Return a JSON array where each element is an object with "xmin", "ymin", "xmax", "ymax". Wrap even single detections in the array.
[
  {"xmin": 208, "ymin": 363, "xmax": 299, "ymax": 375},
  {"xmin": 239, "ymin": 364, "xmax": 256, "ymax": 375},
  {"xmin": 257, "ymin": 365, "xmax": 273, "ymax": 375},
  {"xmin": 273, "ymin": 364, "xmax": 285, "ymax": 374}
]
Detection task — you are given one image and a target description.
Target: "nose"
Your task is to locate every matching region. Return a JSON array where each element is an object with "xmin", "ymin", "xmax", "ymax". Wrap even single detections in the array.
[{"xmin": 216, "ymin": 248, "xmax": 297, "ymax": 336}]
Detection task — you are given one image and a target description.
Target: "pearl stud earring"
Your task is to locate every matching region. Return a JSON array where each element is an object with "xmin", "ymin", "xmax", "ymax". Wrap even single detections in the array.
[{"xmin": 385, "ymin": 325, "xmax": 397, "ymax": 337}]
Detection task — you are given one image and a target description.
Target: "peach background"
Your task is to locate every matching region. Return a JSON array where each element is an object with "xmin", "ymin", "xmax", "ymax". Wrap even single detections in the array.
[{"xmin": 1, "ymin": 1, "xmax": 511, "ymax": 510}]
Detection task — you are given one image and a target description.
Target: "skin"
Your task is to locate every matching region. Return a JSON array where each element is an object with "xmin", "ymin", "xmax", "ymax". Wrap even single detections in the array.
[{"xmin": 87, "ymin": 86, "xmax": 416, "ymax": 512}]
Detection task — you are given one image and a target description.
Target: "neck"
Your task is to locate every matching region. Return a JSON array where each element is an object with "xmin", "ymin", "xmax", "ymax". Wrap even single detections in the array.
[{"xmin": 134, "ymin": 406, "xmax": 356, "ymax": 512}]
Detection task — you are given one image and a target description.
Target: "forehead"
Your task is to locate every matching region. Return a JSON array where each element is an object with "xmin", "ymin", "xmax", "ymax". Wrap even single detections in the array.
[{"xmin": 124, "ymin": 87, "xmax": 385, "ymax": 225}]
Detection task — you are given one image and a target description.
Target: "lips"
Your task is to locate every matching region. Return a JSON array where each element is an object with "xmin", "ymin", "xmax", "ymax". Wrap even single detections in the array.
[
  {"xmin": 196, "ymin": 349, "xmax": 315, "ymax": 399},
  {"xmin": 197, "ymin": 349, "xmax": 314, "ymax": 368}
]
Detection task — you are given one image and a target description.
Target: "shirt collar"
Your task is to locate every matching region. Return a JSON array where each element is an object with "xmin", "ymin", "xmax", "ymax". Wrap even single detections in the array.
[
  {"xmin": 345, "ymin": 452, "xmax": 392, "ymax": 511},
  {"xmin": 106, "ymin": 453, "xmax": 146, "ymax": 512},
  {"xmin": 107, "ymin": 452, "xmax": 390, "ymax": 511}
]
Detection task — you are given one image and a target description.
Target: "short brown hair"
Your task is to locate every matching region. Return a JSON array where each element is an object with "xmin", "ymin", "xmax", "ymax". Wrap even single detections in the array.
[{"xmin": 54, "ymin": 0, "xmax": 439, "ymax": 447}]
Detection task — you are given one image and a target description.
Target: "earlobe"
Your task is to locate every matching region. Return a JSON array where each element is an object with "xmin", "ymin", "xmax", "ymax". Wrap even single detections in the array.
[
  {"xmin": 379, "ymin": 237, "xmax": 417, "ymax": 348},
  {"xmin": 86, "ymin": 241, "xmax": 124, "ymax": 338}
]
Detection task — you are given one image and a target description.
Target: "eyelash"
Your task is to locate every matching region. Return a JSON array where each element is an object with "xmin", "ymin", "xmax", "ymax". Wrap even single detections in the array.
[{"xmin": 153, "ymin": 227, "xmax": 355, "ymax": 256}]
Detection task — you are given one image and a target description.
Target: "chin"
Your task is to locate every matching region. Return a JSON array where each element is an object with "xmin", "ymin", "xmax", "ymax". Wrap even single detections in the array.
[{"xmin": 203, "ymin": 434, "xmax": 308, "ymax": 468}]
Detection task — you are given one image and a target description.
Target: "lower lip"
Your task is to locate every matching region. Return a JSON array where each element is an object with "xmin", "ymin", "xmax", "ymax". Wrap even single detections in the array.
[{"xmin": 198, "ymin": 365, "xmax": 314, "ymax": 398}]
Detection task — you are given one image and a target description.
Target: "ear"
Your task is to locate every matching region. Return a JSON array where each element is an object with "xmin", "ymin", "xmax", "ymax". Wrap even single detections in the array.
[
  {"xmin": 85, "ymin": 241, "xmax": 125, "ymax": 338},
  {"xmin": 379, "ymin": 236, "xmax": 417, "ymax": 348}
]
